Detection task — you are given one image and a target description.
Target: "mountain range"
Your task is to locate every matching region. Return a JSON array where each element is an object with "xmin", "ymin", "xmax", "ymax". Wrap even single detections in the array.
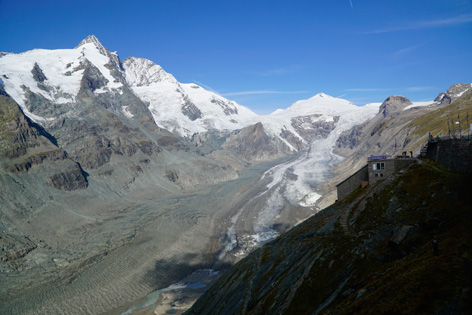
[{"xmin": 0, "ymin": 35, "xmax": 471, "ymax": 314}]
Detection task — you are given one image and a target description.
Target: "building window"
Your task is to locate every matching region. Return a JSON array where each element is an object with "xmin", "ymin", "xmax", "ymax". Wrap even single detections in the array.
[
  {"xmin": 375, "ymin": 173, "xmax": 378, "ymax": 177},
  {"xmin": 373, "ymin": 162, "xmax": 385, "ymax": 170},
  {"xmin": 380, "ymin": 173, "xmax": 383, "ymax": 177}
]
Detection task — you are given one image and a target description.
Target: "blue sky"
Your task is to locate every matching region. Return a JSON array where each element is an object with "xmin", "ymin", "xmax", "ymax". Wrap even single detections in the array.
[{"xmin": 1, "ymin": 0, "xmax": 471, "ymax": 114}]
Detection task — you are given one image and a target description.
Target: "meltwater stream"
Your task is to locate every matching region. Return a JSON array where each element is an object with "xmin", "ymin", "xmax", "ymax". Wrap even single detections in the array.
[{"xmin": 122, "ymin": 269, "xmax": 218, "ymax": 314}]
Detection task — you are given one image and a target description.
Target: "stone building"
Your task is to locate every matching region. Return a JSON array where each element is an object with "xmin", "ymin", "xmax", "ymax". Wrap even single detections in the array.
[
  {"xmin": 368, "ymin": 156, "xmax": 416, "ymax": 185},
  {"xmin": 424, "ymin": 137, "xmax": 472, "ymax": 172},
  {"xmin": 336, "ymin": 155, "xmax": 416, "ymax": 201},
  {"xmin": 335, "ymin": 165, "xmax": 368, "ymax": 201},
  {"xmin": 336, "ymin": 137, "xmax": 472, "ymax": 201}
]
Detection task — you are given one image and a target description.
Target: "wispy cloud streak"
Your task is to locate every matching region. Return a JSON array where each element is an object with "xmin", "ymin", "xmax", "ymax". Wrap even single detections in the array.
[
  {"xmin": 349, "ymin": 0, "xmax": 353, "ymax": 10},
  {"xmin": 366, "ymin": 14, "xmax": 472, "ymax": 34},
  {"xmin": 345, "ymin": 88, "xmax": 391, "ymax": 92},
  {"xmin": 223, "ymin": 90, "xmax": 310, "ymax": 96},
  {"xmin": 258, "ymin": 65, "xmax": 303, "ymax": 76},
  {"xmin": 391, "ymin": 43, "xmax": 424, "ymax": 57},
  {"xmin": 192, "ymin": 80, "xmax": 222, "ymax": 96},
  {"xmin": 405, "ymin": 86, "xmax": 435, "ymax": 92},
  {"xmin": 345, "ymin": 86, "xmax": 435, "ymax": 93}
]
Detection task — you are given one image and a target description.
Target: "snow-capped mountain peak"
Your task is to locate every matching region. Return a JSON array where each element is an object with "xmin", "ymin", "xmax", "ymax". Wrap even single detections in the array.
[
  {"xmin": 0, "ymin": 35, "xmax": 126, "ymax": 122},
  {"xmin": 76, "ymin": 35, "xmax": 107, "ymax": 56},
  {"xmin": 121, "ymin": 55, "xmax": 259, "ymax": 137},
  {"xmin": 76, "ymin": 35, "xmax": 122, "ymax": 71},
  {"xmin": 271, "ymin": 92, "xmax": 358, "ymax": 117}
]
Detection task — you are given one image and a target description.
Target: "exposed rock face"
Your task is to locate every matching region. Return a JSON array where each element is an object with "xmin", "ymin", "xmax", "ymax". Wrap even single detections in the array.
[
  {"xmin": 0, "ymin": 94, "xmax": 89, "ymax": 190},
  {"xmin": 211, "ymin": 98, "xmax": 238, "ymax": 116},
  {"xmin": 181, "ymin": 98, "xmax": 203, "ymax": 121},
  {"xmin": 222, "ymin": 122, "xmax": 291, "ymax": 162},
  {"xmin": 378, "ymin": 95, "xmax": 412, "ymax": 117},
  {"xmin": 0, "ymin": 95, "xmax": 42, "ymax": 158},
  {"xmin": 434, "ymin": 83, "xmax": 472, "ymax": 105},
  {"xmin": 78, "ymin": 61, "xmax": 109, "ymax": 97},
  {"xmin": 23, "ymin": 87, "xmax": 65, "ymax": 117},
  {"xmin": 291, "ymin": 115, "xmax": 339, "ymax": 142},
  {"xmin": 68, "ymin": 139, "xmax": 113, "ymax": 169},
  {"xmin": 46, "ymin": 165, "xmax": 88, "ymax": 191},
  {"xmin": 31, "ymin": 63, "xmax": 47, "ymax": 83},
  {"xmin": 7, "ymin": 150, "xmax": 67, "ymax": 172},
  {"xmin": 335, "ymin": 125, "xmax": 362, "ymax": 150},
  {"xmin": 0, "ymin": 233, "xmax": 37, "ymax": 263}
]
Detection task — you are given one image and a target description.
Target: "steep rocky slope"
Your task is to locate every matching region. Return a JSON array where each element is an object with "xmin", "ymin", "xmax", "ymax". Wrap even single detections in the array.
[{"xmin": 186, "ymin": 161, "xmax": 472, "ymax": 314}]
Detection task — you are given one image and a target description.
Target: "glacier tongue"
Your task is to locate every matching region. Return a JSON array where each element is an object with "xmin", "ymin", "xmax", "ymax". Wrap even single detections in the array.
[{"xmin": 216, "ymin": 102, "xmax": 379, "ymax": 262}]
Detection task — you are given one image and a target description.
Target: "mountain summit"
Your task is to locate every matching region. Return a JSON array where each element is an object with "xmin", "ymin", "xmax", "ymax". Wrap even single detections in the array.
[{"xmin": 76, "ymin": 35, "xmax": 106, "ymax": 52}]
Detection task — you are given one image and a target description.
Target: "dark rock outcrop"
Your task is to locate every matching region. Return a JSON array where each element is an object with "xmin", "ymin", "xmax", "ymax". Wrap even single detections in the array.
[
  {"xmin": 31, "ymin": 63, "xmax": 47, "ymax": 83},
  {"xmin": 0, "ymin": 234, "xmax": 37, "ymax": 262},
  {"xmin": 0, "ymin": 94, "xmax": 88, "ymax": 190},
  {"xmin": 78, "ymin": 61, "xmax": 109, "ymax": 97},
  {"xmin": 181, "ymin": 98, "xmax": 202, "ymax": 121},
  {"xmin": 223, "ymin": 122, "xmax": 291, "ymax": 162},
  {"xmin": 379, "ymin": 95, "xmax": 411, "ymax": 117},
  {"xmin": 434, "ymin": 83, "xmax": 472, "ymax": 105},
  {"xmin": 291, "ymin": 115, "xmax": 339, "ymax": 142},
  {"xmin": 0, "ymin": 95, "xmax": 47, "ymax": 158},
  {"xmin": 336, "ymin": 125, "xmax": 362, "ymax": 150},
  {"xmin": 211, "ymin": 98, "xmax": 238, "ymax": 116},
  {"xmin": 46, "ymin": 165, "xmax": 88, "ymax": 191},
  {"xmin": 7, "ymin": 150, "xmax": 67, "ymax": 172}
]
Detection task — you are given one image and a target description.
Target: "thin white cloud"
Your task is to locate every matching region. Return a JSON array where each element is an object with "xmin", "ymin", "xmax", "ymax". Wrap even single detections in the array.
[
  {"xmin": 345, "ymin": 88, "xmax": 391, "ymax": 92},
  {"xmin": 258, "ymin": 65, "xmax": 304, "ymax": 76},
  {"xmin": 192, "ymin": 80, "xmax": 223, "ymax": 96},
  {"xmin": 349, "ymin": 0, "xmax": 353, "ymax": 10},
  {"xmin": 391, "ymin": 43, "xmax": 425, "ymax": 57},
  {"xmin": 366, "ymin": 14, "xmax": 472, "ymax": 34},
  {"xmin": 405, "ymin": 86, "xmax": 435, "ymax": 92},
  {"xmin": 346, "ymin": 86, "xmax": 435, "ymax": 93},
  {"xmin": 223, "ymin": 90, "xmax": 310, "ymax": 96}
]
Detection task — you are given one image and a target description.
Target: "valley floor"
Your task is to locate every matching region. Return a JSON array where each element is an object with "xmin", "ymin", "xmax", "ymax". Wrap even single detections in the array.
[{"xmin": 0, "ymin": 155, "xmax": 315, "ymax": 314}]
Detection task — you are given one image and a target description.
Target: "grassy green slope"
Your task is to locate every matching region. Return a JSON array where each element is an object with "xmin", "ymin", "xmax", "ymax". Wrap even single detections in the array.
[{"xmin": 410, "ymin": 91, "xmax": 472, "ymax": 141}]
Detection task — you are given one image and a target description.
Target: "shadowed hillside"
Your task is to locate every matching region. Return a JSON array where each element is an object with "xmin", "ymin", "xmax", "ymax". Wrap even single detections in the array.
[{"xmin": 186, "ymin": 161, "xmax": 472, "ymax": 314}]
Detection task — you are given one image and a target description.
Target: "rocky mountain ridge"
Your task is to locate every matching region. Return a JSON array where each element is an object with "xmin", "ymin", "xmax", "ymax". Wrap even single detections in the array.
[{"xmin": 434, "ymin": 83, "xmax": 472, "ymax": 105}]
